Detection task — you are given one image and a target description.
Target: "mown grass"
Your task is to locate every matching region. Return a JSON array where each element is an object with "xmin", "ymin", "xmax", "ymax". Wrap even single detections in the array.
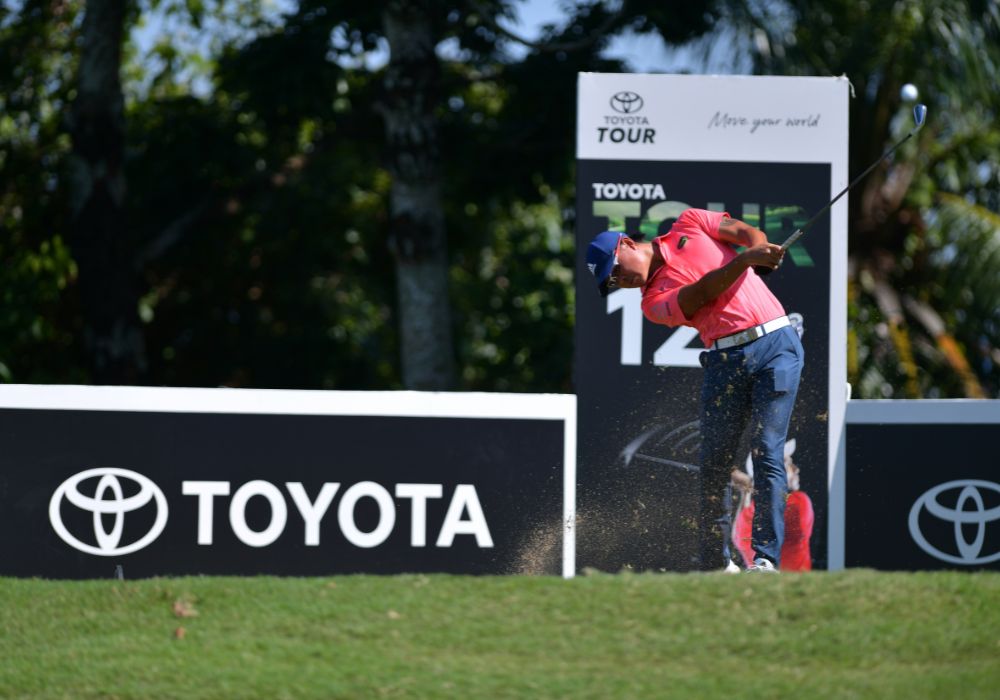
[{"xmin": 1, "ymin": 570, "xmax": 997, "ymax": 699}]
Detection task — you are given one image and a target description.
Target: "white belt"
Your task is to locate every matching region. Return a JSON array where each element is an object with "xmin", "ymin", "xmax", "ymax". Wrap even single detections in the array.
[{"xmin": 712, "ymin": 316, "xmax": 790, "ymax": 350}]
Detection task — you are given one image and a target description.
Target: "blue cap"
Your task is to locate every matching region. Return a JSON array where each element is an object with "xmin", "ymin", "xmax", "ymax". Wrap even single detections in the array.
[{"xmin": 586, "ymin": 231, "xmax": 623, "ymax": 297}]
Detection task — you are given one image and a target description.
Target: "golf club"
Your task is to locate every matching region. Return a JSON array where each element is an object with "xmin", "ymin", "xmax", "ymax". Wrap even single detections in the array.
[{"xmin": 779, "ymin": 103, "xmax": 928, "ymax": 251}]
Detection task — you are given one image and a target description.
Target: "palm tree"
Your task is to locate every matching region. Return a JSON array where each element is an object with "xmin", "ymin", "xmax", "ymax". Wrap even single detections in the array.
[{"xmin": 713, "ymin": 0, "xmax": 1000, "ymax": 397}]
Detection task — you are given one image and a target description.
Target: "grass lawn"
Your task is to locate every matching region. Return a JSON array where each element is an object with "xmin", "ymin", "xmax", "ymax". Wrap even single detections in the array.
[{"xmin": 1, "ymin": 570, "xmax": 997, "ymax": 699}]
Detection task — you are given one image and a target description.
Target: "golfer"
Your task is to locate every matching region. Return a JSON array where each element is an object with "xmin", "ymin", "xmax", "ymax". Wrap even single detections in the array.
[{"xmin": 586, "ymin": 208, "xmax": 803, "ymax": 572}]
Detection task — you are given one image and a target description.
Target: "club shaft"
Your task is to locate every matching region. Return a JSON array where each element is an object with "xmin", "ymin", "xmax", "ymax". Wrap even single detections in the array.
[{"xmin": 780, "ymin": 129, "xmax": 917, "ymax": 249}]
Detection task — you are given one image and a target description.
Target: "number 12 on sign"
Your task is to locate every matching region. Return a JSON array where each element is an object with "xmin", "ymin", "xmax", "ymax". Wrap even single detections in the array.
[{"xmin": 607, "ymin": 288, "xmax": 703, "ymax": 368}]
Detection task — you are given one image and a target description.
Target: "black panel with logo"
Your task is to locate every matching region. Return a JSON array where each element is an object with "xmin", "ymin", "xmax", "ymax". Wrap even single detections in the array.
[
  {"xmin": 846, "ymin": 423, "xmax": 1000, "ymax": 570},
  {"xmin": 0, "ymin": 409, "xmax": 566, "ymax": 578},
  {"xmin": 575, "ymin": 159, "xmax": 831, "ymax": 572}
]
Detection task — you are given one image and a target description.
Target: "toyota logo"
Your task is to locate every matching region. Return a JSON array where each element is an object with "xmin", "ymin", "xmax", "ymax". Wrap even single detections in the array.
[
  {"xmin": 610, "ymin": 91, "xmax": 644, "ymax": 114},
  {"xmin": 909, "ymin": 479, "xmax": 1000, "ymax": 565},
  {"xmin": 49, "ymin": 468, "xmax": 168, "ymax": 556}
]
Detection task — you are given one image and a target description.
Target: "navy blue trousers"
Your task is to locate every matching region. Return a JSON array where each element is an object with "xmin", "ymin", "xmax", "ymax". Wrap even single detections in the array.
[{"xmin": 698, "ymin": 325, "xmax": 803, "ymax": 569}]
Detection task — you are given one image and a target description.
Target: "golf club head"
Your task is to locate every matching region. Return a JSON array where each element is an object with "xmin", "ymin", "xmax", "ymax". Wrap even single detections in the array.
[{"xmin": 913, "ymin": 103, "xmax": 927, "ymax": 131}]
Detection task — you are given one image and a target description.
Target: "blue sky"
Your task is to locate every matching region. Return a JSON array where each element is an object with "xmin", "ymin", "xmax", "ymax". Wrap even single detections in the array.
[
  {"xmin": 127, "ymin": 0, "xmax": 742, "ymax": 97},
  {"xmin": 131, "ymin": 0, "xmax": 697, "ymax": 74},
  {"xmin": 511, "ymin": 0, "xmax": 684, "ymax": 72}
]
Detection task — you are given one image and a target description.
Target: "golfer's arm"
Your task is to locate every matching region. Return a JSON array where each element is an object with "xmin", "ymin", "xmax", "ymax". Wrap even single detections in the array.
[
  {"xmin": 677, "ymin": 256, "xmax": 751, "ymax": 318},
  {"xmin": 716, "ymin": 217, "xmax": 768, "ymax": 247}
]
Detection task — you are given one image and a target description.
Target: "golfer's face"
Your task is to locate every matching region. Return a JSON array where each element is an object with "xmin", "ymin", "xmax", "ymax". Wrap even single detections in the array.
[{"xmin": 610, "ymin": 238, "xmax": 646, "ymax": 289}]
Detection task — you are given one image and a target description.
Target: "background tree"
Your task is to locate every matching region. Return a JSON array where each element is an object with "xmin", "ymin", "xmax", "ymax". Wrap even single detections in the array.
[
  {"xmin": 2, "ymin": 0, "xmax": 723, "ymax": 392},
  {"xmin": 67, "ymin": 0, "xmax": 147, "ymax": 383},
  {"xmin": 0, "ymin": 0, "xmax": 82, "ymax": 383},
  {"xmin": 722, "ymin": 0, "xmax": 1000, "ymax": 397},
  {"xmin": 4, "ymin": 0, "xmax": 996, "ymax": 398},
  {"xmin": 379, "ymin": 1, "xmax": 456, "ymax": 390}
]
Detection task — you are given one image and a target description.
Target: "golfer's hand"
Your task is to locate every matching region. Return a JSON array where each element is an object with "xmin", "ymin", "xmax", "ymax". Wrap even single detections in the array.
[{"xmin": 742, "ymin": 243, "xmax": 784, "ymax": 276}]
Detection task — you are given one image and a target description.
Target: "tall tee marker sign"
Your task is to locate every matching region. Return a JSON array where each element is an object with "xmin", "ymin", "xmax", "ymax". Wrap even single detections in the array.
[{"xmin": 574, "ymin": 74, "xmax": 850, "ymax": 571}]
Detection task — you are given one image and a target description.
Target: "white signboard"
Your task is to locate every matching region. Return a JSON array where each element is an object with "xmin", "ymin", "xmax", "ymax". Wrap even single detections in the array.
[{"xmin": 575, "ymin": 73, "xmax": 849, "ymax": 571}]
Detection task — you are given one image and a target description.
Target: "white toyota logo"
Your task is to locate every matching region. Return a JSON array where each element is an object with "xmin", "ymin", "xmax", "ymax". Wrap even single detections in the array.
[
  {"xmin": 909, "ymin": 479, "xmax": 1000, "ymax": 565},
  {"xmin": 49, "ymin": 468, "xmax": 168, "ymax": 556}
]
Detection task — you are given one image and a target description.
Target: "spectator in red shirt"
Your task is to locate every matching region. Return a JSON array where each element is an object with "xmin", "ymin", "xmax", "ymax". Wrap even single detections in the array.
[
  {"xmin": 731, "ymin": 439, "xmax": 814, "ymax": 570},
  {"xmin": 730, "ymin": 468, "xmax": 755, "ymax": 568},
  {"xmin": 781, "ymin": 439, "xmax": 814, "ymax": 571}
]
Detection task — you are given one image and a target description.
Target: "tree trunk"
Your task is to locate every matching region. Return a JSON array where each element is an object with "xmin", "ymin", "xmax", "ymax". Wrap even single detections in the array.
[
  {"xmin": 380, "ymin": 1, "xmax": 456, "ymax": 390},
  {"xmin": 67, "ymin": 0, "xmax": 146, "ymax": 383}
]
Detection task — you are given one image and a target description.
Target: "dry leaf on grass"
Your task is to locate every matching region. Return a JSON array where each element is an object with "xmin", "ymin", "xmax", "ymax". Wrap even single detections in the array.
[{"xmin": 172, "ymin": 599, "xmax": 198, "ymax": 618}]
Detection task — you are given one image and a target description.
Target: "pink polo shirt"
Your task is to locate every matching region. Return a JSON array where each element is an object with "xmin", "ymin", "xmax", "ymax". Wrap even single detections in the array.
[{"xmin": 641, "ymin": 208, "xmax": 786, "ymax": 347}]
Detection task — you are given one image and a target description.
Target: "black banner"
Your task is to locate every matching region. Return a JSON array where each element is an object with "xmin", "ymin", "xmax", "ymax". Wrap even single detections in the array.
[
  {"xmin": 575, "ymin": 159, "xmax": 831, "ymax": 571},
  {"xmin": 846, "ymin": 422, "xmax": 1000, "ymax": 570},
  {"xmin": 0, "ymin": 407, "xmax": 568, "ymax": 578}
]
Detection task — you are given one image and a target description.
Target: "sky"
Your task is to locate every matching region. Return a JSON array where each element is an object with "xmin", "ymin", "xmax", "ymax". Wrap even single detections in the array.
[
  {"xmin": 510, "ymin": 0, "xmax": 692, "ymax": 72},
  {"xmin": 129, "ymin": 0, "xmax": 728, "ymax": 96}
]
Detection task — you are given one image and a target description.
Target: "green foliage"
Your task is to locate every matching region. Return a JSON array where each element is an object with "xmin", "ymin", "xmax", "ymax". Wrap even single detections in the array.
[
  {"xmin": 452, "ymin": 190, "xmax": 575, "ymax": 392},
  {"xmin": 921, "ymin": 196, "xmax": 1000, "ymax": 390},
  {"xmin": 3, "ymin": 0, "xmax": 721, "ymax": 391},
  {"xmin": 35, "ymin": 0, "xmax": 991, "ymax": 393},
  {"xmin": 0, "ymin": 0, "xmax": 86, "ymax": 382},
  {"xmin": 740, "ymin": 0, "xmax": 1000, "ymax": 398},
  {"xmin": 126, "ymin": 60, "xmax": 397, "ymax": 388}
]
